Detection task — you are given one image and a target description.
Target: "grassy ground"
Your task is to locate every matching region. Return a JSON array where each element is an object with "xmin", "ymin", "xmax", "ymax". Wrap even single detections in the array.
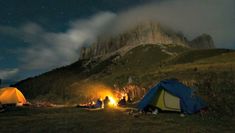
[{"xmin": 0, "ymin": 107, "xmax": 234, "ymax": 133}]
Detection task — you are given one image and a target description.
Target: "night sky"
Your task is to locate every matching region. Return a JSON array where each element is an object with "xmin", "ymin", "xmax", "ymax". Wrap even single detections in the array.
[
  {"xmin": 0, "ymin": 0, "xmax": 151, "ymax": 30},
  {"xmin": 0, "ymin": 0, "xmax": 234, "ymax": 84},
  {"xmin": 0, "ymin": 0, "xmax": 154, "ymax": 82}
]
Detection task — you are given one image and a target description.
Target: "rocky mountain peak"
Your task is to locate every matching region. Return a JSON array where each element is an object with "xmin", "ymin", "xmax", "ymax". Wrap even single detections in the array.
[
  {"xmin": 189, "ymin": 34, "xmax": 215, "ymax": 49},
  {"xmin": 79, "ymin": 22, "xmax": 215, "ymax": 59}
]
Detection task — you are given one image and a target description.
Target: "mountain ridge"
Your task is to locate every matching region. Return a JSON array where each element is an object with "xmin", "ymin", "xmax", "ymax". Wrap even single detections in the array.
[{"xmin": 79, "ymin": 22, "xmax": 215, "ymax": 60}]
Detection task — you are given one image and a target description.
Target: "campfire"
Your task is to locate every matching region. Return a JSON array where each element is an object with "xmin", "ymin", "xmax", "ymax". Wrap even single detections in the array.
[
  {"xmin": 77, "ymin": 83, "xmax": 129, "ymax": 108},
  {"xmin": 76, "ymin": 83, "xmax": 147, "ymax": 109},
  {"xmin": 108, "ymin": 96, "xmax": 117, "ymax": 106}
]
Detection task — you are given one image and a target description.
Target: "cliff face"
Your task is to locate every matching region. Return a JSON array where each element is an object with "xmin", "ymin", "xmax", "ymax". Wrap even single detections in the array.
[{"xmin": 79, "ymin": 22, "xmax": 214, "ymax": 59}]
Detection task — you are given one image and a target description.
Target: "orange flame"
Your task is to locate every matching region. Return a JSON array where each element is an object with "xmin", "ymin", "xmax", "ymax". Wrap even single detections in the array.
[{"xmin": 108, "ymin": 96, "xmax": 117, "ymax": 106}]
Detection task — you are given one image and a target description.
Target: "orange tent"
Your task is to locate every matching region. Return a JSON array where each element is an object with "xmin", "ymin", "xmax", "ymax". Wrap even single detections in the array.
[{"xmin": 0, "ymin": 87, "xmax": 26, "ymax": 106}]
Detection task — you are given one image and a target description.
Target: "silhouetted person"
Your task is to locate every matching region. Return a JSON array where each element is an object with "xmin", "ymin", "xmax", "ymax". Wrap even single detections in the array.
[
  {"xmin": 118, "ymin": 96, "xmax": 127, "ymax": 106},
  {"xmin": 95, "ymin": 98, "xmax": 103, "ymax": 108},
  {"xmin": 103, "ymin": 96, "xmax": 110, "ymax": 108}
]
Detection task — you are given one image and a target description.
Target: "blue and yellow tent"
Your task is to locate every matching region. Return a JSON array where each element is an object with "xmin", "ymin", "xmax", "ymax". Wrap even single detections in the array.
[{"xmin": 138, "ymin": 79, "xmax": 207, "ymax": 114}]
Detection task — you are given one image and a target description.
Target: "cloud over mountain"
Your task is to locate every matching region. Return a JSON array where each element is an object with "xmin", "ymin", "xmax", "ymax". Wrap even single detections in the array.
[
  {"xmin": 0, "ymin": 0, "xmax": 234, "ymax": 79},
  {"xmin": 111, "ymin": 0, "xmax": 235, "ymax": 48}
]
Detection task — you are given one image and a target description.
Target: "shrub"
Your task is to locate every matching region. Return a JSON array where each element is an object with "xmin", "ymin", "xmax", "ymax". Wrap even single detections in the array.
[{"xmin": 196, "ymin": 71, "xmax": 235, "ymax": 117}]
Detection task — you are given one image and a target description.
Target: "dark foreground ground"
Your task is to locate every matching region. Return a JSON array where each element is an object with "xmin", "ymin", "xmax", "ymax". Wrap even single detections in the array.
[{"xmin": 0, "ymin": 107, "xmax": 234, "ymax": 133}]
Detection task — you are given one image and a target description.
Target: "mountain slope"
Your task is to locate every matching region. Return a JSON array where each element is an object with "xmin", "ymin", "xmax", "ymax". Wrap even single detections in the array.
[{"xmin": 13, "ymin": 44, "xmax": 234, "ymax": 102}]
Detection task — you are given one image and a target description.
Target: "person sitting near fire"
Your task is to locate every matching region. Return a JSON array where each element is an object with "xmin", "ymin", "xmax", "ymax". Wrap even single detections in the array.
[
  {"xmin": 94, "ymin": 98, "xmax": 103, "ymax": 108},
  {"xmin": 103, "ymin": 96, "xmax": 110, "ymax": 108},
  {"xmin": 118, "ymin": 96, "xmax": 127, "ymax": 106}
]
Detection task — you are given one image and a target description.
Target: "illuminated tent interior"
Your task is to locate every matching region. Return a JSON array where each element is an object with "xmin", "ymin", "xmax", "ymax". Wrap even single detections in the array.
[
  {"xmin": 150, "ymin": 89, "xmax": 181, "ymax": 112},
  {"xmin": 0, "ymin": 87, "xmax": 26, "ymax": 106}
]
